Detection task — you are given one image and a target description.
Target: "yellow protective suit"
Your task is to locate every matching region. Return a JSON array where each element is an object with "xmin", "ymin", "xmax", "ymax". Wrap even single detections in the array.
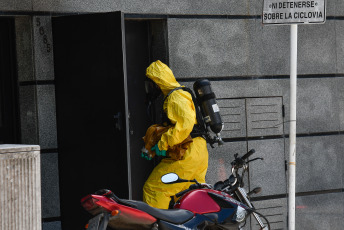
[{"xmin": 143, "ymin": 60, "xmax": 209, "ymax": 209}]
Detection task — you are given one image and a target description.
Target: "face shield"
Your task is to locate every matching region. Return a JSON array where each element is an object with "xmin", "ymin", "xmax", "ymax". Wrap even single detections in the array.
[
  {"xmin": 145, "ymin": 78, "xmax": 162, "ymax": 102},
  {"xmin": 144, "ymin": 78, "xmax": 162, "ymax": 122}
]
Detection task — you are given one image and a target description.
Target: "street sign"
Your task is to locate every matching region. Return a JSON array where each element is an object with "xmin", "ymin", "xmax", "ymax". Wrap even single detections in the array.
[{"xmin": 263, "ymin": 0, "xmax": 326, "ymax": 24}]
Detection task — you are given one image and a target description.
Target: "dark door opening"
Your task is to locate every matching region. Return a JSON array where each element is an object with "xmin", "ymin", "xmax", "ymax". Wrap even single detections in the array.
[
  {"xmin": 53, "ymin": 12, "xmax": 129, "ymax": 230},
  {"xmin": 125, "ymin": 20, "xmax": 153, "ymax": 201},
  {"xmin": 0, "ymin": 18, "xmax": 19, "ymax": 144},
  {"xmin": 125, "ymin": 19, "xmax": 168, "ymax": 201}
]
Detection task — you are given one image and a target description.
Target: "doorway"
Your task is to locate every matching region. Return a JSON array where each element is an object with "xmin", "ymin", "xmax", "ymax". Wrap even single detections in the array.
[
  {"xmin": 124, "ymin": 19, "xmax": 168, "ymax": 201},
  {"xmin": 0, "ymin": 18, "xmax": 19, "ymax": 144},
  {"xmin": 53, "ymin": 12, "xmax": 130, "ymax": 230},
  {"xmin": 53, "ymin": 13, "xmax": 168, "ymax": 229}
]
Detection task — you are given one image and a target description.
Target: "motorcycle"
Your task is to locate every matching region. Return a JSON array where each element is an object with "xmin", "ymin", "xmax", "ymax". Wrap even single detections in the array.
[{"xmin": 81, "ymin": 149, "xmax": 270, "ymax": 230}]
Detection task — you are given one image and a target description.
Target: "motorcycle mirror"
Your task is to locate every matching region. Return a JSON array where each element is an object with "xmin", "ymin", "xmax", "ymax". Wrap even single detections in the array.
[{"xmin": 161, "ymin": 173, "xmax": 189, "ymax": 184}]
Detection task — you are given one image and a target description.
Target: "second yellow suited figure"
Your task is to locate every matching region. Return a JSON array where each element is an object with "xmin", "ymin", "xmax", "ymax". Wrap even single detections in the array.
[{"xmin": 142, "ymin": 60, "xmax": 209, "ymax": 209}]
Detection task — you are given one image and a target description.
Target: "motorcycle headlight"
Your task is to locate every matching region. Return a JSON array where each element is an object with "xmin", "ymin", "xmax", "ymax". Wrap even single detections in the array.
[{"xmin": 233, "ymin": 206, "xmax": 247, "ymax": 223}]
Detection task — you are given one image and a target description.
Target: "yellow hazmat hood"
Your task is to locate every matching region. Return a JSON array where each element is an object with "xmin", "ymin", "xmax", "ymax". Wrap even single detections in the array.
[{"xmin": 146, "ymin": 60, "xmax": 181, "ymax": 96}]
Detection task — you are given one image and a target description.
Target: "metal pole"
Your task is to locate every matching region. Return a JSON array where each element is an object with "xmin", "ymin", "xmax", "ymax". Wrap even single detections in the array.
[{"xmin": 288, "ymin": 24, "xmax": 298, "ymax": 230}]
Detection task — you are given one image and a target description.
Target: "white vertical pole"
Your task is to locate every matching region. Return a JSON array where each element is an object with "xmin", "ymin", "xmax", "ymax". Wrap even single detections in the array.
[{"xmin": 288, "ymin": 24, "xmax": 298, "ymax": 230}]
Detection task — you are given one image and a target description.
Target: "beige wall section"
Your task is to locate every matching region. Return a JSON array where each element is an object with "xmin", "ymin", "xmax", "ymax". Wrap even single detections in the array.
[{"xmin": 0, "ymin": 145, "xmax": 41, "ymax": 230}]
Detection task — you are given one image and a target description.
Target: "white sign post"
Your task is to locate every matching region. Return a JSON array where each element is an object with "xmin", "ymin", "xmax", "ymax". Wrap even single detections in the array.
[{"xmin": 262, "ymin": 1, "xmax": 326, "ymax": 230}]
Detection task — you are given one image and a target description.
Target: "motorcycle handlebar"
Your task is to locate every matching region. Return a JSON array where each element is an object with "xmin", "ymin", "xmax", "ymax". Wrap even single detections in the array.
[
  {"xmin": 176, "ymin": 188, "xmax": 192, "ymax": 198},
  {"xmin": 241, "ymin": 149, "xmax": 255, "ymax": 161},
  {"xmin": 176, "ymin": 184, "xmax": 200, "ymax": 197}
]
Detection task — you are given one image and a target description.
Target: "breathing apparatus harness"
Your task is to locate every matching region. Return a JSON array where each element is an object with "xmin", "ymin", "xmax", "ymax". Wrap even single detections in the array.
[{"xmin": 162, "ymin": 79, "xmax": 224, "ymax": 148}]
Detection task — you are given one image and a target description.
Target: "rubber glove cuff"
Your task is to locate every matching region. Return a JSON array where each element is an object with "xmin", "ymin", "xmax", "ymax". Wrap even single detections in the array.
[
  {"xmin": 141, "ymin": 152, "xmax": 152, "ymax": 160},
  {"xmin": 151, "ymin": 144, "xmax": 167, "ymax": 157}
]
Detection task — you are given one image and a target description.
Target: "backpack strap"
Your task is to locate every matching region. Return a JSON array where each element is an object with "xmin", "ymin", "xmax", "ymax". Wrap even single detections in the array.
[
  {"xmin": 163, "ymin": 87, "xmax": 184, "ymax": 104},
  {"xmin": 160, "ymin": 87, "xmax": 184, "ymax": 126},
  {"xmin": 161, "ymin": 86, "xmax": 211, "ymax": 142}
]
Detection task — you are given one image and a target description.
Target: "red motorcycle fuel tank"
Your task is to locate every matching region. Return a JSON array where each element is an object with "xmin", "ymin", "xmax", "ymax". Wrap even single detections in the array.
[{"xmin": 174, "ymin": 189, "xmax": 221, "ymax": 214}]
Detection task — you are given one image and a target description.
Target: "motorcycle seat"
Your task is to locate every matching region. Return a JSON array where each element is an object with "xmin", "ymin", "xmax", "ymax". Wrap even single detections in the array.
[
  {"xmin": 123, "ymin": 199, "xmax": 194, "ymax": 225},
  {"xmin": 94, "ymin": 189, "xmax": 194, "ymax": 224}
]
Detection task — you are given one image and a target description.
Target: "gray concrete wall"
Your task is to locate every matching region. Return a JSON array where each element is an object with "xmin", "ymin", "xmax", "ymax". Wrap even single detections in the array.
[
  {"xmin": 169, "ymin": 4, "xmax": 344, "ymax": 228},
  {"xmin": 0, "ymin": 0, "xmax": 342, "ymax": 16},
  {"xmin": 15, "ymin": 16, "xmax": 60, "ymax": 230},
  {"xmin": 169, "ymin": 19, "xmax": 340, "ymax": 77},
  {"xmin": 6, "ymin": 1, "xmax": 344, "ymax": 229}
]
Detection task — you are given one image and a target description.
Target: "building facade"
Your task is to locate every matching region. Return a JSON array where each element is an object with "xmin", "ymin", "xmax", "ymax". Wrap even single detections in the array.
[{"xmin": 0, "ymin": 1, "xmax": 343, "ymax": 229}]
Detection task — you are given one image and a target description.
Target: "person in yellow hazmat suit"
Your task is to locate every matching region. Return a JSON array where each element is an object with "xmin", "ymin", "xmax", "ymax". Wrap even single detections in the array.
[{"xmin": 142, "ymin": 60, "xmax": 209, "ymax": 209}]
